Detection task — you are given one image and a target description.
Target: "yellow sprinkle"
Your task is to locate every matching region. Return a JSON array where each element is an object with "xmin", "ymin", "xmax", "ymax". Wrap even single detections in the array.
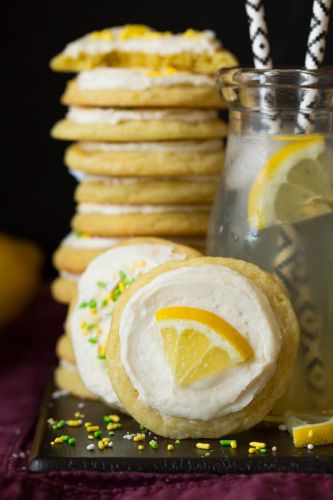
[
  {"xmin": 103, "ymin": 438, "xmax": 110, "ymax": 445},
  {"xmin": 248, "ymin": 447, "xmax": 257, "ymax": 454},
  {"xmin": 98, "ymin": 345, "xmax": 106, "ymax": 358},
  {"xmin": 88, "ymin": 435, "xmax": 94, "ymax": 440},
  {"xmin": 67, "ymin": 419, "xmax": 82, "ymax": 427},
  {"xmin": 133, "ymin": 434, "xmax": 145, "ymax": 442},
  {"xmin": 196, "ymin": 442, "xmax": 211, "ymax": 450},
  {"xmin": 85, "ymin": 422, "xmax": 92, "ymax": 428},
  {"xmin": 167, "ymin": 444, "xmax": 175, "ymax": 451},
  {"xmin": 230, "ymin": 440, "xmax": 238, "ymax": 449},
  {"xmin": 87, "ymin": 425, "xmax": 99, "ymax": 432},
  {"xmin": 98, "ymin": 440, "xmax": 105, "ymax": 450},
  {"xmin": 249, "ymin": 441, "xmax": 267, "ymax": 449},
  {"xmin": 91, "ymin": 308, "xmax": 97, "ymax": 315},
  {"xmin": 74, "ymin": 412, "xmax": 84, "ymax": 419},
  {"xmin": 119, "ymin": 282, "xmax": 125, "ymax": 293},
  {"xmin": 54, "ymin": 437, "xmax": 63, "ymax": 444},
  {"xmin": 138, "ymin": 445, "xmax": 145, "ymax": 450},
  {"xmin": 107, "ymin": 423, "xmax": 119, "ymax": 431},
  {"xmin": 81, "ymin": 321, "xmax": 87, "ymax": 330},
  {"xmin": 109, "ymin": 415, "xmax": 120, "ymax": 422}
]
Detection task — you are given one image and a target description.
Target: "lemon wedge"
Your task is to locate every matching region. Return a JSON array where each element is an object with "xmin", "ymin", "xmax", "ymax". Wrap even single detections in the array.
[
  {"xmin": 155, "ymin": 306, "xmax": 253, "ymax": 387},
  {"xmin": 285, "ymin": 410, "xmax": 333, "ymax": 448},
  {"xmin": 248, "ymin": 134, "xmax": 333, "ymax": 230}
]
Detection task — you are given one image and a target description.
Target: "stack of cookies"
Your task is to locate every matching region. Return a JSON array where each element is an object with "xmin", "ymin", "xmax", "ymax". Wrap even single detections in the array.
[{"xmin": 50, "ymin": 25, "xmax": 237, "ymax": 305}]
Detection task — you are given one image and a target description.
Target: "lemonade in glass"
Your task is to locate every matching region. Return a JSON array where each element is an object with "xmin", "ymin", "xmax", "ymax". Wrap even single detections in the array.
[{"xmin": 208, "ymin": 68, "xmax": 333, "ymax": 412}]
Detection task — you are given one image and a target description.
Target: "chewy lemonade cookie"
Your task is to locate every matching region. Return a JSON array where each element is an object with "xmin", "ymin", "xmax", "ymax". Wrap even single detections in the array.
[
  {"xmin": 67, "ymin": 238, "xmax": 201, "ymax": 408},
  {"xmin": 51, "ymin": 107, "xmax": 227, "ymax": 142},
  {"xmin": 50, "ymin": 25, "xmax": 238, "ymax": 74},
  {"xmin": 65, "ymin": 140, "xmax": 224, "ymax": 177},
  {"xmin": 62, "ymin": 67, "xmax": 224, "ymax": 109},
  {"xmin": 107, "ymin": 257, "xmax": 299, "ymax": 438}
]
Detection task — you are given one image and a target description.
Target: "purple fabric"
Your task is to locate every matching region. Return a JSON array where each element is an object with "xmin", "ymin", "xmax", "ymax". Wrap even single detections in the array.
[{"xmin": 1, "ymin": 284, "xmax": 332, "ymax": 500}]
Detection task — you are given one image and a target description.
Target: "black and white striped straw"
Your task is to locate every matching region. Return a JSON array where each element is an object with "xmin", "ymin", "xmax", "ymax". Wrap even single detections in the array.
[
  {"xmin": 296, "ymin": 0, "xmax": 332, "ymax": 133},
  {"xmin": 245, "ymin": 0, "xmax": 273, "ymax": 69}
]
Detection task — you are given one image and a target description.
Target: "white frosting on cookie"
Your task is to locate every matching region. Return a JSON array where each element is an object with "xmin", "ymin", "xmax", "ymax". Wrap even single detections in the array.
[
  {"xmin": 63, "ymin": 27, "xmax": 221, "ymax": 58},
  {"xmin": 60, "ymin": 270, "xmax": 80, "ymax": 282},
  {"xmin": 76, "ymin": 68, "xmax": 215, "ymax": 90},
  {"xmin": 119, "ymin": 264, "xmax": 281, "ymax": 420},
  {"xmin": 70, "ymin": 243, "xmax": 188, "ymax": 407},
  {"xmin": 67, "ymin": 107, "xmax": 218, "ymax": 125},
  {"xmin": 61, "ymin": 232, "xmax": 122, "ymax": 249},
  {"xmin": 77, "ymin": 203, "xmax": 211, "ymax": 215},
  {"xmin": 80, "ymin": 139, "xmax": 223, "ymax": 153}
]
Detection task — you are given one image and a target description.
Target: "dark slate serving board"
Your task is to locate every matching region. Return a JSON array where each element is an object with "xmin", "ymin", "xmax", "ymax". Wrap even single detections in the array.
[{"xmin": 29, "ymin": 380, "xmax": 333, "ymax": 474}]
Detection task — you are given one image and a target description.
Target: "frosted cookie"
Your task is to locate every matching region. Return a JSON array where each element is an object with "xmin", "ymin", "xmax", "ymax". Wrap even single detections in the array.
[
  {"xmin": 72, "ymin": 204, "xmax": 210, "ymax": 237},
  {"xmin": 62, "ymin": 68, "xmax": 224, "ymax": 108},
  {"xmin": 55, "ymin": 359, "xmax": 97, "ymax": 400},
  {"xmin": 69, "ymin": 238, "xmax": 201, "ymax": 408},
  {"xmin": 50, "ymin": 25, "xmax": 238, "ymax": 74},
  {"xmin": 74, "ymin": 175, "xmax": 219, "ymax": 205},
  {"xmin": 107, "ymin": 257, "xmax": 299, "ymax": 438},
  {"xmin": 51, "ymin": 108, "xmax": 227, "ymax": 142},
  {"xmin": 51, "ymin": 275, "xmax": 77, "ymax": 304},
  {"xmin": 65, "ymin": 140, "xmax": 224, "ymax": 177}
]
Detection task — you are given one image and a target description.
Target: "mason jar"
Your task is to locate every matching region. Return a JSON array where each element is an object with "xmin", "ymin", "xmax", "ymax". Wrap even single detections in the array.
[{"xmin": 208, "ymin": 68, "xmax": 333, "ymax": 413}]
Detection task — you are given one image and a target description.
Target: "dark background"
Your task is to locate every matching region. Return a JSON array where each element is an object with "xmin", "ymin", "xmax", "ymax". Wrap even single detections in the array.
[{"xmin": 3, "ymin": 0, "xmax": 333, "ymax": 275}]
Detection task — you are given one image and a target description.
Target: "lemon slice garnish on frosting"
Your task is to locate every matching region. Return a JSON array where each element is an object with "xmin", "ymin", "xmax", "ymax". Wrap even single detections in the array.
[
  {"xmin": 248, "ymin": 134, "xmax": 333, "ymax": 230},
  {"xmin": 155, "ymin": 306, "xmax": 253, "ymax": 387},
  {"xmin": 285, "ymin": 411, "xmax": 333, "ymax": 448}
]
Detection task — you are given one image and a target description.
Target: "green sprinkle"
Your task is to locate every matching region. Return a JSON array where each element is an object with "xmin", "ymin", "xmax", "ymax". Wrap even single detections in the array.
[
  {"xmin": 260, "ymin": 448, "xmax": 267, "ymax": 454},
  {"xmin": 220, "ymin": 439, "xmax": 232, "ymax": 446},
  {"xmin": 60, "ymin": 435, "xmax": 69, "ymax": 442},
  {"xmin": 103, "ymin": 416, "xmax": 111, "ymax": 423},
  {"xmin": 112, "ymin": 287, "xmax": 121, "ymax": 302},
  {"xmin": 116, "ymin": 423, "xmax": 123, "ymax": 429},
  {"xmin": 89, "ymin": 299, "xmax": 97, "ymax": 309},
  {"xmin": 68, "ymin": 438, "xmax": 76, "ymax": 446},
  {"xmin": 79, "ymin": 301, "xmax": 88, "ymax": 309},
  {"xmin": 149, "ymin": 440, "xmax": 158, "ymax": 449},
  {"xmin": 56, "ymin": 419, "xmax": 65, "ymax": 429},
  {"xmin": 88, "ymin": 338, "xmax": 98, "ymax": 344},
  {"xmin": 175, "ymin": 439, "xmax": 181, "ymax": 445},
  {"xmin": 98, "ymin": 353, "xmax": 106, "ymax": 360},
  {"xmin": 94, "ymin": 431, "xmax": 102, "ymax": 438},
  {"xmin": 87, "ymin": 323, "xmax": 96, "ymax": 332},
  {"xmin": 139, "ymin": 424, "xmax": 146, "ymax": 432},
  {"xmin": 101, "ymin": 299, "xmax": 109, "ymax": 308},
  {"xmin": 52, "ymin": 424, "xmax": 57, "ymax": 430},
  {"xmin": 97, "ymin": 281, "xmax": 107, "ymax": 288},
  {"xmin": 119, "ymin": 270, "xmax": 127, "ymax": 281},
  {"xmin": 108, "ymin": 431, "xmax": 115, "ymax": 436}
]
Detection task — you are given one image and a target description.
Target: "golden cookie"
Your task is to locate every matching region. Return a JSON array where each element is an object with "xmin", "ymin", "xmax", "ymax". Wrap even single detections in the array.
[
  {"xmin": 51, "ymin": 116, "xmax": 227, "ymax": 142},
  {"xmin": 72, "ymin": 211, "xmax": 209, "ymax": 237},
  {"xmin": 108, "ymin": 257, "xmax": 299, "ymax": 438},
  {"xmin": 50, "ymin": 25, "xmax": 238, "ymax": 74},
  {"xmin": 56, "ymin": 334, "xmax": 75, "ymax": 364},
  {"xmin": 65, "ymin": 141, "xmax": 224, "ymax": 177},
  {"xmin": 51, "ymin": 276, "xmax": 77, "ymax": 304},
  {"xmin": 75, "ymin": 177, "xmax": 218, "ymax": 205}
]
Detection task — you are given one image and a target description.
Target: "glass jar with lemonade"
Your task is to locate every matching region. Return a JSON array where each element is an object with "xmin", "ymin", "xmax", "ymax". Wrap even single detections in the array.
[{"xmin": 208, "ymin": 68, "xmax": 333, "ymax": 413}]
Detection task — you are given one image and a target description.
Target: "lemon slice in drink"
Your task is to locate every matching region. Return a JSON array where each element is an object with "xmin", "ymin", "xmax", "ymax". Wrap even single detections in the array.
[
  {"xmin": 285, "ymin": 410, "xmax": 333, "ymax": 448},
  {"xmin": 155, "ymin": 306, "xmax": 253, "ymax": 387},
  {"xmin": 248, "ymin": 134, "xmax": 333, "ymax": 230}
]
